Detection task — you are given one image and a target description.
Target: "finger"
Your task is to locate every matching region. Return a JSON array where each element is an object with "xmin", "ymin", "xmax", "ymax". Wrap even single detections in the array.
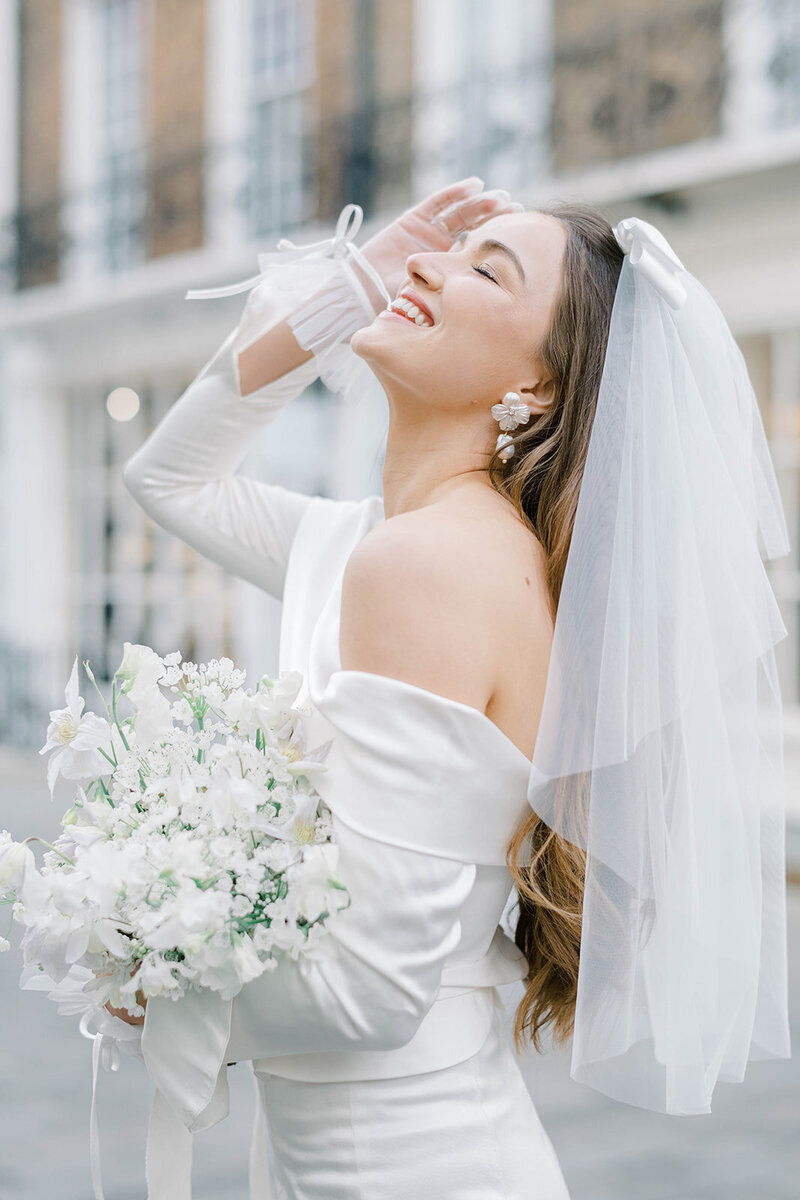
[
  {"xmin": 431, "ymin": 191, "xmax": 520, "ymax": 237},
  {"xmin": 413, "ymin": 176, "xmax": 485, "ymax": 219}
]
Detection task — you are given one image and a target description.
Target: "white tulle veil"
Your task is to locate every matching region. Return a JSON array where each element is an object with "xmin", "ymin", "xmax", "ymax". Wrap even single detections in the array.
[{"xmin": 526, "ymin": 216, "xmax": 791, "ymax": 1114}]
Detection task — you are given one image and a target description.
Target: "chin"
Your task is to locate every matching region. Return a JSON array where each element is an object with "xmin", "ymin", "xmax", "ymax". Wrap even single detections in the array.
[{"xmin": 350, "ymin": 321, "xmax": 392, "ymax": 363}]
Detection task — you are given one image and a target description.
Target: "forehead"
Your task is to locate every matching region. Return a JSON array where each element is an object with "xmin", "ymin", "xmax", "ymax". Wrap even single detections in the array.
[{"xmin": 455, "ymin": 211, "xmax": 566, "ymax": 281}]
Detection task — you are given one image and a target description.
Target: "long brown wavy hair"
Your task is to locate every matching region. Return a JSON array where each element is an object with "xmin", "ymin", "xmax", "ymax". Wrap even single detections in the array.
[{"xmin": 488, "ymin": 201, "xmax": 625, "ymax": 1054}]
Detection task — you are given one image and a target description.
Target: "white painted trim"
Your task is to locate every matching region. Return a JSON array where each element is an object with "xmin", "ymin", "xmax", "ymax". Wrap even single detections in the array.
[
  {"xmin": 205, "ymin": 0, "xmax": 249, "ymax": 248},
  {"xmin": 522, "ymin": 126, "xmax": 800, "ymax": 209},
  {"xmin": 721, "ymin": 0, "xmax": 773, "ymax": 138},
  {"xmin": 61, "ymin": 0, "xmax": 104, "ymax": 281},
  {"xmin": 0, "ymin": 0, "xmax": 19, "ymax": 288}
]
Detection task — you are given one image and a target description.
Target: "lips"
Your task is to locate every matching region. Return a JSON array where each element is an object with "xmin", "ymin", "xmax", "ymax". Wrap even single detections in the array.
[
  {"xmin": 388, "ymin": 293, "xmax": 435, "ymax": 329},
  {"xmin": 400, "ymin": 290, "xmax": 435, "ymax": 324}
]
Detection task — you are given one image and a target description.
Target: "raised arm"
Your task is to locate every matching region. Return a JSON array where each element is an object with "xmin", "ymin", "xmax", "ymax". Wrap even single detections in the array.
[
  {"xmin": 121, "ymin": 250, "xmax": 379, "ymax": 601},
  {"xmin": 122, "ymin": 184, "xmax": 518, "ymax": 601}
]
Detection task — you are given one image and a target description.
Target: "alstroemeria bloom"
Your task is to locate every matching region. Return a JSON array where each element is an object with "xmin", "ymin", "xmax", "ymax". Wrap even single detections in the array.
[
  {"xmin": 255, "ymin": 791, "xmax": 322, "ymax": 845},
  {"xmin": 38, "ymin": 657, "xmax": 111, "ymax": 798}
]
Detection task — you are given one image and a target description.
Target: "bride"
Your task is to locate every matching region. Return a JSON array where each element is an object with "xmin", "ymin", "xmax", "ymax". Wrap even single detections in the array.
[{"xmin": 118, "ymin": 177, "xmax": 790, "ymax": 1198}]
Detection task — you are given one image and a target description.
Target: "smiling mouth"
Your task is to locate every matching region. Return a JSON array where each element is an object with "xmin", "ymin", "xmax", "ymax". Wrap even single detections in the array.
[{"xmin": 389, "ymin": 297, "xmax": 434, "ymax": 327}]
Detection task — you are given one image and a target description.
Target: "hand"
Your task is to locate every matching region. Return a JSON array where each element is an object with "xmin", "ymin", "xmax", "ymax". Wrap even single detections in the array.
[
  {"xmin": 357, "ymin": 177, "xmax": 524, "ymax": 310},
  {"xmin": 101, "ymin": 964, "xmax": 147, "ymax": 1026}
]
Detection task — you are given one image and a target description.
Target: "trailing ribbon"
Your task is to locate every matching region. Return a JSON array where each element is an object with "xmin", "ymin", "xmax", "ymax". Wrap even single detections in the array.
[
  {"xmin": 612, "ymin": 216, "xmax": 688, "ymax": 310},
  {"xmin": 79, "ymin": 1008, "xmax": 124, "ymax": 1200},
  {"xmin": 184, "ymin": 203, "xmax": 392, "ymax": 317}
]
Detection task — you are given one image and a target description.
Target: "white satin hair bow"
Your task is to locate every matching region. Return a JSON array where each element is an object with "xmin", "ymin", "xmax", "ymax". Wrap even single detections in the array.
[{"xmin": 612, "ymin": 216, "xmax": 688, "ymax": 310}]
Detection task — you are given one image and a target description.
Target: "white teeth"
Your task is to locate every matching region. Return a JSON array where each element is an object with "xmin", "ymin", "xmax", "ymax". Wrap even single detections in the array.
[{"xmin": 391, "ymin": 297, "xmax": 433, "ymax": 326}]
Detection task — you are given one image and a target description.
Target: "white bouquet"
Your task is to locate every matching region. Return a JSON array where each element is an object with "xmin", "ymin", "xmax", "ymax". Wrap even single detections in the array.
[{"xmin": 0, "ymin": 644, "xmax": 350, "ymax": 1020}]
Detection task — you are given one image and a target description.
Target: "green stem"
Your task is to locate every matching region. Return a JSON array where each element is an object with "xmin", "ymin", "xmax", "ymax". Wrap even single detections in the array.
[
  {"xmin": 23, "ymin": 836, "xmax": 76, "ymax": 866},
  {"xmin": 97, "ymin": 778, "xmax": 115, "ymax": 807},
  {"xmin": 84, "ymin": 660, "xmax": 113, "ymax": 722},
  {"xmin": 111, "ymin": 679, "xmax": 131, "ymax": 753}
]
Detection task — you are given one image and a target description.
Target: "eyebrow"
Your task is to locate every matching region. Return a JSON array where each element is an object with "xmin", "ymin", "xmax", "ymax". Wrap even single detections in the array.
[{"xmin": 453, "ymin": 229, "xmax": 526, "ymax": 285}]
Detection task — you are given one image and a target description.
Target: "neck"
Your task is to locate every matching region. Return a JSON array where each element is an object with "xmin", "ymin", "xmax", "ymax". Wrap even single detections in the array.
[{"xmin": 379, "ymin": 398, "xmax": 495, "ymax": 519}]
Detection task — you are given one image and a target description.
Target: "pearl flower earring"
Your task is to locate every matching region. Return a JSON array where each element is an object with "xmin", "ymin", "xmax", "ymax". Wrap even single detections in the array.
[{"xmin": 491, "ymin": 391, "xmax": 531, "ymax": 461}]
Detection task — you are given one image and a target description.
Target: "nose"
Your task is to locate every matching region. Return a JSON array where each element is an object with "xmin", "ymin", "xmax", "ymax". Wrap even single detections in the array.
[{"xmin": 404, "ymin": 249, "xmax": 444, "ymax": 293}]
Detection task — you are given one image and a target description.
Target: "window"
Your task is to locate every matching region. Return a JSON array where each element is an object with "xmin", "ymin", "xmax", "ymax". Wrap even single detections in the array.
[
  {"xmin": 99, "ymin": 0, "xmax": 146, "ymax": 271},
  {"xmin": 245, "ymin": 0, "xmax": 314, "ymax": 238},
  {"xmin": 415, "ymin": 0, "xmax": 550, "ymax": 193},
  {"xmin": 765, "ymin": 0, "xmax": 800, "ymax": 129}
]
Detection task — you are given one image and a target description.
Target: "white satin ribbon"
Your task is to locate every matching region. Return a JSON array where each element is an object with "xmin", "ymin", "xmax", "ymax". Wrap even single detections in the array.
[
  {"xmin": 78, "ymin": 1008, "xmax": 123, "ymax": 1200},
  {"xmin": 184, "ymin": 202, "xmax": 392, "ymax": 315},
  {"xmin": 143, "ymin": 1070, "xmax": 272, "ymax": 1200},
  {"xmin": 612, "ymin": 216, "xmax": 688, "ymax": 310}
]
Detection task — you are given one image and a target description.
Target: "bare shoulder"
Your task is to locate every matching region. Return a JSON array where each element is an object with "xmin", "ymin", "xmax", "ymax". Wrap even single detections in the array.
[{"xmin": 339, "ymin": 491, "xmax": 552, "ymax": 718}]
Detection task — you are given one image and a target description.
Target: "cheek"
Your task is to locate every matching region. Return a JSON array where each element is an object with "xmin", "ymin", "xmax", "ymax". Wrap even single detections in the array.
[{"xmin": 441, "ymin": 304, "xmax": 524, "ymax": 377}]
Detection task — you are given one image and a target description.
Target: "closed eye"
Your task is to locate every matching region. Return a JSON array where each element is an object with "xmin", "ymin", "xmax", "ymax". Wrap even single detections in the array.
[{"xmin": 473, "ymin": 264, "xmax": 497, "ymax": 282}]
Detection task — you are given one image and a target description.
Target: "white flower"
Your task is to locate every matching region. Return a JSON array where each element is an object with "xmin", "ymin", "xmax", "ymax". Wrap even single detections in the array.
[
  {"xmin": 19, "ymin": 648, "xmax": 349, "ymax": 1008},
  {"xmin": 116, "ymin": 643, "xmax": 173, "ymax": 750},
  {"xmin": 255, "ymin": 791, "xmax": 321, "ymax": 846},
  {"xmin": 116, "ymin": 643, "xmax": 165, "ymax": 692},
  {"xmin": 284, "ymin": 843, "xmax": 344, "ymax": 924},
  {"xmin": 0, "ymin": 937, "xmax": 9, "ymax": 952},
  {"xmin": 38, "ymin": 658, "xmax": 112, "ymax": 798},
  {"xmin": 250, "ymin": 671, "xmax": 305, "ymax": 741},
  {"xmin": 0, "ymin": 831, "xmax": 36, "ymax": 891},
  {"xmin": 136, "ymin": 954, "xmax": 183, "ymax": 998},
  {"xmin": 170, "ymin": 698, "xmax": 195, "ymax": 725},
  {"xmin": 219, "ymin": 689, "xmax": 260, "ymax": 734}
]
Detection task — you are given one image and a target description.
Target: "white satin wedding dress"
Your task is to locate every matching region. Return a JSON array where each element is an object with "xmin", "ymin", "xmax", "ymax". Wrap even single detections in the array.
[{"xmin": 122, "ymin": 233, "xmax": 571, "ymax": 1200}]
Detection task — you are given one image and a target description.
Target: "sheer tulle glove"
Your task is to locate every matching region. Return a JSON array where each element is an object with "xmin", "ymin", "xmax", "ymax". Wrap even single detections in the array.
[{"xmin": 356, "ymin": 176, "xmax": 525, "ymax": 309}]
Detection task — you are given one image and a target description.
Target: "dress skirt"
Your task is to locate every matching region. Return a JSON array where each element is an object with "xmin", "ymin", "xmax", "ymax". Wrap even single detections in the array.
[{"xmin": 254, "ymin": 1005, "xmax": 572, "ymax": 1200}]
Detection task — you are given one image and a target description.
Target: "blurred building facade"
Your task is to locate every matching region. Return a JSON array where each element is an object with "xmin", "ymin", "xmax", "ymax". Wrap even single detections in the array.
[{"xmin": 1, "ymin": 0, "xmax": 799, "ymax": 761}]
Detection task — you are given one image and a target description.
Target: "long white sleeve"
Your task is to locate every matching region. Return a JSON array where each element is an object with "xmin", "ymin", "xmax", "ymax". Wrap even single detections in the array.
[
  {"xmin": 141, "ymin": 826, "xmax": 478, "ymax": 1128},
  {"xmin": 122, "ymin": 240, "xmax": 382, "ymax": 601}
]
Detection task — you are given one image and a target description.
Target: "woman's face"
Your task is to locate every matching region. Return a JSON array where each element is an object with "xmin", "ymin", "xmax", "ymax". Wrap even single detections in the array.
[{"xmin": 351, "ymin": 211, "xmax": 567, "ymax": 417}]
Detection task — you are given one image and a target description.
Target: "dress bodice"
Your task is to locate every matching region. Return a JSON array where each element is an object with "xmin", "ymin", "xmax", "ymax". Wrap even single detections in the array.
[{"xmin": 248, "ymin": 488, "xmax": 533, "ymax": 1082}]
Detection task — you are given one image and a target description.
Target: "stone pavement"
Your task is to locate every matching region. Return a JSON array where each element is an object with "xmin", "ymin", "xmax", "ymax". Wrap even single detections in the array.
[{"xmin": 1, "ymin": 745, "xmax": 798, "ymax": 1200}]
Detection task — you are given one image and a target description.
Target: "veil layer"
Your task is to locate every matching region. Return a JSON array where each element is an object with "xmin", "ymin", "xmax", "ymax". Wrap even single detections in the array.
[{"xmin": 527, "ymin": 217, "xmax": 792, "ymax": 1114}]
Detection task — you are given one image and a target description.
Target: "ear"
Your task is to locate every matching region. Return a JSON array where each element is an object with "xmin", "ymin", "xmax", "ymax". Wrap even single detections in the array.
[{"xmin": 519, "ymin": 377, "xmax": 555, "ymax": 415}]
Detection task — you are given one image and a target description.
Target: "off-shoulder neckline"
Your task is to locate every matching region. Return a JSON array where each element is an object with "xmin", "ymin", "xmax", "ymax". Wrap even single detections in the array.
[{"xmin": 324, "ymin": 667, "xmax": 535, "ymax": 771}]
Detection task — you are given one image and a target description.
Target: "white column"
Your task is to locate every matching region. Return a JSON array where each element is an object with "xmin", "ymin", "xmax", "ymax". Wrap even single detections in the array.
[
  {"xmin": 0, "ymin": 0, "xmax": 19, "ymax": 291},
  {"xmin": 205, "ymin": 0, "xmax": 250, "ymax": 248},
  {"xmin": 0, "ymin": 335, "xmax": 72, "ymax": 729},
  {"xmin": 61, "ymin": 0, "xmax": 104, "ymax": 282},
  {"xmin": 721, "ymin": 0, "xmax": 773, "ymax": 139}
]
